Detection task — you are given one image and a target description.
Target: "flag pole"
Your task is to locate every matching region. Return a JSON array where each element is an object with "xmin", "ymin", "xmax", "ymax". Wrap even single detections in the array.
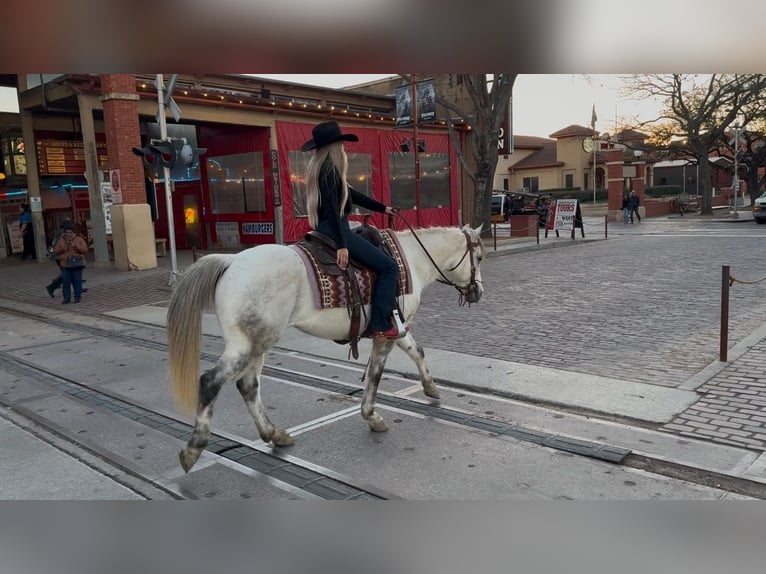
[{"xmin": 591, "ymin": 103, "xmax": 597, "ymax": 205}]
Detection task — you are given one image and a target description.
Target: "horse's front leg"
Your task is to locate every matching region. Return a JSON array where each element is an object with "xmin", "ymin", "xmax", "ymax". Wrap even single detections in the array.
[
  {"xmin": 395, "ymin": 330, "xmax": 440, "ymax": 400},
  {"xmin": 361, "ymin": 337, "xmax": 396, "ymax": 432}
]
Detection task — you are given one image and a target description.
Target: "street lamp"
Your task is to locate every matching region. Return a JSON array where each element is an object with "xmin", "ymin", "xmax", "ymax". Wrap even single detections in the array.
[{"xmin": 732, "ymin": 123, "xmax": 741, "ymax": 215}]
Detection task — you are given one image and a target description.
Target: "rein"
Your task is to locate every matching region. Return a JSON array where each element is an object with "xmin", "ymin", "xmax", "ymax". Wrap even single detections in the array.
[{"xmin": 390, "ymin": 213, "xmax": 481, "ymax": 306}]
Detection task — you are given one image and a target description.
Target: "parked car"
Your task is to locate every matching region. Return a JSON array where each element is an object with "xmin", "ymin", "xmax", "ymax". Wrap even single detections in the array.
[{"xmin": 753, "ymin": 192, "xmax": 766, "ymax": 224}]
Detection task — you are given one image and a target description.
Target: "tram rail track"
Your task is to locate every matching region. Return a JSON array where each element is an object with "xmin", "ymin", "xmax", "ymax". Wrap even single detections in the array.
[{"xmin": 3, "ymin": 302, "xmax": 766, "ymax": 499}]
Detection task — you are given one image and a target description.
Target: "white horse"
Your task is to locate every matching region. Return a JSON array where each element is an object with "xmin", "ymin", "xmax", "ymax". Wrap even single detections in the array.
[{"xmin": 167, "ymin": 224, "xmax": 485, "ymax": 472}]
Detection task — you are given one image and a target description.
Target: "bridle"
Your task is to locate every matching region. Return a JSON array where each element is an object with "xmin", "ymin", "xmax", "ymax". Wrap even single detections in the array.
[{"xmin": 392, "ymin": 214, "xmax": 483, "ymax": 306}]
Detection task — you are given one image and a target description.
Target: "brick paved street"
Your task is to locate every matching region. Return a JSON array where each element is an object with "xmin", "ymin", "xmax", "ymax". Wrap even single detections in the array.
[{"xmin": 414, "ymin": 219, "xmax": 766, "ymax": 390}]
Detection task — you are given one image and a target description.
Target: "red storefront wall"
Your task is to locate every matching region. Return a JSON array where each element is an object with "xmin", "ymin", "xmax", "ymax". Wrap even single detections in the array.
[{"xmin": 275, "ymin": 121, "xmax": 458, "ymax": 244}]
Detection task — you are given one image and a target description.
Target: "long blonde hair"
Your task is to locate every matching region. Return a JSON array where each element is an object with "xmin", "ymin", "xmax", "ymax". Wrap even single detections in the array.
[{"xmin": 306, "ymin": 141, "xmax": 349, "ymax": 229}]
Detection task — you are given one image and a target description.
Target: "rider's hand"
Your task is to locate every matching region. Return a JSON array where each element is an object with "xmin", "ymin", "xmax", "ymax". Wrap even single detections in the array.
[
  {"xmin": 336, "ymin": 247, "xmax": 349, "ymax": 270},
  {"xmin": 385, "ymin": 206, "xmax": 398, "ymax": 215}
]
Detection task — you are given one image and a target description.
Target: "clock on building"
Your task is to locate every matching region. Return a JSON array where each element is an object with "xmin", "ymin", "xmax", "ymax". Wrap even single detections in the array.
[{"xmin": 582, "ymin": 137, "xmax": 594, "ymax": 153}]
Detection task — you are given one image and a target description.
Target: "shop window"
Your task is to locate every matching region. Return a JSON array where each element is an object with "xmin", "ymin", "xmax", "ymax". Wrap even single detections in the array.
[
  {"xmin": 206, "ymin": 152, "xmax": 265, "ymax": 214},
  {"xmin": 288, "ymin": 151, "xmax": 372, "ymax": 218},
  {"xmin": 1, "ymin": 137, "xmax": 26, "ymax": 176},
  {"xmin": 389, "ymin": 152, "xmax": 450, "ymax": 209},
  {"xmin": 522, "ymin": 176, "xmax": 539, "ymax": 194},
  {"xmin": 565, "ymin": 173, "xmax": 574, "ymax": 189}
]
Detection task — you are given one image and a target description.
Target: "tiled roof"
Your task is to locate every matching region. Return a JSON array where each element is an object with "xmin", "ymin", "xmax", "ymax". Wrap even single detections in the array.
[
  {"xmin": 509, "ymin": 140, "xmax": 562, "ymax": 170},
  {"xmin": 513, "ymin": 135, "xmax": 553, "ymax": 148},
  {"xmin": 548, "ymin": 124, "xmax": 595, "ymax": 139}
]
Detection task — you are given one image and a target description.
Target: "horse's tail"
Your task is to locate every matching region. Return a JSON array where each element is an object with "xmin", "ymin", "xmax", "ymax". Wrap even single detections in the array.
[{"xmin": 167, "ymin": 254, "xmax": 234, "ymax": 415}]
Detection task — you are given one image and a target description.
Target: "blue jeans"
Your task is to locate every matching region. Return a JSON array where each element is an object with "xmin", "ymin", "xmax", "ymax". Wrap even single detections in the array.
[
  {"xmin": 317, "ymin": 220, "xmax": 398, "ymax": 332},
  {"xmin": 61, "ymin": 266, "xmax": 84, "ymax": 302},
  {"xmin": 623, "ymin": 207, "xmax": 630, "ymax": 223}
]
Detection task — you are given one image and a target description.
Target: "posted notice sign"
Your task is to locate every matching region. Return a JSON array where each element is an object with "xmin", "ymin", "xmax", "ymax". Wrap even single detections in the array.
[
  {"xmin": 548, "ymin": 199, "xmax": 578, "ymax": 231},
  {"xmin": 545, "ymin": 199, "xmax": 584, "ymax": 239}
]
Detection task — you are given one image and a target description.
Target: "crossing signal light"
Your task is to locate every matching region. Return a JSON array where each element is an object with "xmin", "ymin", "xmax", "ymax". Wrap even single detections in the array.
[
  {"xmin": 149, "ymin": 141, "xmax": 179, "ymax": 169},
  {"xmin": 132, "ymin": 146, "xmax": 159, "ymax": 170},
  {"xmin": 146, "ymin": 139, "xmax": 207, "ymax": 170}
]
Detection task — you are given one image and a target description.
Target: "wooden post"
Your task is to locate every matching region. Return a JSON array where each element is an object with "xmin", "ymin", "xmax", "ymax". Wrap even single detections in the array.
[
  {"xmin": 604, "ymin": 214, "xmax": 608, "ymax": 239},
  {"xmin": 720, "ymin": 265, "xmax": 730, "ymax": 362}
]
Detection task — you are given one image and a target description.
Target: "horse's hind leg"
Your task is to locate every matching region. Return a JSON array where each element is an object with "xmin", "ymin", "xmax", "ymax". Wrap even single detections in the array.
[
  {"xmin": 179, "ymin": 353, "xmax": 247, "ymax": 473},
  {"xmin": 395, "ymin": 331, "xmax": 440, "ymax": 400},
  {"xmin": 361, "ymin": 337, "xmax": 396, "ymax": 432},
  {"xmin": 236, "ymin": 354, "xmax": 294, "ymax": 447}
]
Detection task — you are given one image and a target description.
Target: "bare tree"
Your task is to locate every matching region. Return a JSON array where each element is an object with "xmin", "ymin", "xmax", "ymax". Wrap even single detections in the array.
[
  {"xmin": 625, "ymin": 74, "xmax": 766, "ymax": 215},
  {"xmin": 719, "ymin": 121, "xmax": 766, "ymax": 206},
  {"xmin": 401, "ymin": 74, "xmax": 516, "ymax": 232}
]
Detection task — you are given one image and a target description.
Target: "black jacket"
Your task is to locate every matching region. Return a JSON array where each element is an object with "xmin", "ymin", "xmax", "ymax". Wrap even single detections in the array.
[{"xmin": 317, "ymin": 160, "xmax": 386, "ymax": 248}]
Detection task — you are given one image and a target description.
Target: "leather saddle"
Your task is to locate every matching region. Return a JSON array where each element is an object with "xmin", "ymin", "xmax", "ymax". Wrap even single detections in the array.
[{"xmin": 302, "ymin": 226, "xmax": 387, "ymax": 360}]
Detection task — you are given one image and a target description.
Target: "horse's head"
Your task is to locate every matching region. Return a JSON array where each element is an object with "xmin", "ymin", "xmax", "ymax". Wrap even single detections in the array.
[{"xmin": 446, "ymin": 224, "xmax": 485, "ymax": 305}]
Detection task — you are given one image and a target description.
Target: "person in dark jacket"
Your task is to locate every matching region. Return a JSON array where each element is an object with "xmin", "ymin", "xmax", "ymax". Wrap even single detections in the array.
[
  {"xmin": 18, "ymin": 203, "xmax": 35, "ymax": 260},
  {"xmin": 629, "ymin": 190, "xmax": 641, "ymax": 223},
  {"xmin": 302, "ymin": 121, "xmax": 402, "ymax": 339},
  {"xmin": 621, "ymin": 194, "xmax": 631, "ymax": 224}
]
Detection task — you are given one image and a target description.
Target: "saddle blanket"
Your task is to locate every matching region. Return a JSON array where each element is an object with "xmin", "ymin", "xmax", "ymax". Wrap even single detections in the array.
[{"xmin": 290, "ymin": 229, "xmax": 412, "ymax": 310}]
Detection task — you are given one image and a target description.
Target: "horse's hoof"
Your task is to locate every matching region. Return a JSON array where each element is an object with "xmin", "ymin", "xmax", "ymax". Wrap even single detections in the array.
[
  {"xmin": 271, "ymin": 429, "xmax": 294, "ymax": 447},
  {"xmin": 179, "ymin": 448, "xmax": 201, "ymax": 473},
  {"xmin": 367, "ymin": 413, "xmax": 388, "ymax": 433},
  {"xmin": 422, "ymin": 383, "xmax": 440, "ymax": 400}
]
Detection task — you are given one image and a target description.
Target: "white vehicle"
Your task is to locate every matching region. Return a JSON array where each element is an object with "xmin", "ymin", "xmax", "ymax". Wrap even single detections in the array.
[{"xmin": 752, "ymin": 192, "xmax": 766, "ymax": 224}]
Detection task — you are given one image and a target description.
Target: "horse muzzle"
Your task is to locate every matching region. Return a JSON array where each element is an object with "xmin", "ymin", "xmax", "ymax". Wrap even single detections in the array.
[{"xmin": 462, "ymin": 282, "xmax": 482, "ymax": 304}]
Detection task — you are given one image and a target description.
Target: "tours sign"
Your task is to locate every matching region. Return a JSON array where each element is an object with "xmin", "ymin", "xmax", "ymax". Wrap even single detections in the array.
[{"xmin": 544, "ymin": 199, "xmax": 585, "ymax": 239}]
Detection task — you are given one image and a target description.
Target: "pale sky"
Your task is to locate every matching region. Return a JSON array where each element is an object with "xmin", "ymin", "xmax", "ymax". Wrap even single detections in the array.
[{"xmin": 0, "ymin": 74, "xmax": 665, "ymax": 139}]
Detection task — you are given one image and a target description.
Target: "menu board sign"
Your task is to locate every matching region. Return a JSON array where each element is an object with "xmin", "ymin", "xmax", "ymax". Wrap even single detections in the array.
[{"xmin": 36, "ymin": 140, "xmax": 108, "ymax": 175}]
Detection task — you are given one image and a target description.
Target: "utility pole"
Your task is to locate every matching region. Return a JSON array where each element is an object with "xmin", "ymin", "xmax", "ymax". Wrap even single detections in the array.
[
  {"xmin": 157, "ymin": 74, "xmax": 179, "ymax": 285},
  {"xmin": 733, "ymin": 125, "xmax": 741, "ymax": 216},
  {"xmin": 411, "ymin": 75, "xmax": 421, "ymax": 227}
]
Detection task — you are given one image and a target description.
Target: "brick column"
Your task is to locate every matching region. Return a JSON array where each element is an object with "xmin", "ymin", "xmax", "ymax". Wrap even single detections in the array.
[
  {"xmin": 100, "ymin": 74, "xmax": 157, "ymax": 270},
  {"xmin": 606, "ymin": 149, "xmax": 625, "ymax": 222}
]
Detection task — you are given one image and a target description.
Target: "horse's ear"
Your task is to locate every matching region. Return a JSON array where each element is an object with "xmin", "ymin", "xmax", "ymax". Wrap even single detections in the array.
[{"xmin": 474, "ymin": 224, "xmax": 484, "ymax": 237}]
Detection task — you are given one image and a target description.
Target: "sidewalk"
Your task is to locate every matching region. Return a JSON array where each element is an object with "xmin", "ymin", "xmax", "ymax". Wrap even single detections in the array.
[{"xmin": 2, "ymin": 217, "xmax": 766, "ymax": 497}]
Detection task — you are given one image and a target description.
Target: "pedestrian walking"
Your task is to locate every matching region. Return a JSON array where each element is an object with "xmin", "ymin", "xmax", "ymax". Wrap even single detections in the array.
[
  {"xmin": 621, "ymin": 194, "xmax": 631, "ymax": 223},
  {"xmin": 629, "ymin": 190, "xmax": 641, "ymax": 223},
  {"xmin": 53, "ymin": 222, "xmax": 88, "ymax": 304},
  {"xmin": 46, "ymin": 220, "xmax": 87, "ymax": 298},
  {"xmin": 18, "ymin": 203, "xmax": 35, "ymax": 260}
]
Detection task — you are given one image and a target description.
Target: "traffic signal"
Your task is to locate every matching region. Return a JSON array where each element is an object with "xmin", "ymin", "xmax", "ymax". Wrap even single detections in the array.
[
  {"xmin": 147, "ymin": 139, "xmax": 207, "ymax": 170},
  {"xmin": 149, "ymin": 141, "xmax": 179, "ymax": 169},
  {"xmin": 132, "ymin": 146, "xmax": 159, "ymax": 170}
]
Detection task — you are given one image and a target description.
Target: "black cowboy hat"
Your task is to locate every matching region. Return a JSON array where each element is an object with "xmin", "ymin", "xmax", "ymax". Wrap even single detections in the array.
[{"xmin": 301, "ymin": 121, "xmax": 358, "ymax": 152}]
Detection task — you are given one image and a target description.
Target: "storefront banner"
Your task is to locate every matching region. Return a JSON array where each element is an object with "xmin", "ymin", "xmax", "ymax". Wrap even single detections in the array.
[
  {"xmin": 396, "ymin": 80, "xmax": 437, "ymax": 126},
  {"xmin": 242, "ymin": 222, "xmax": 274, "ymax": 235}
]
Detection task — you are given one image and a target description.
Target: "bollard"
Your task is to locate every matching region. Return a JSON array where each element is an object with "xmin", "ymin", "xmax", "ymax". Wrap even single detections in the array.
[
  {"xmin": 604, "ymin": 214, "xmax": 608, "ymax": 239},
  {"xmin": 536, "ymin": 218, "xmax": 540, "ymax": 244},
  {"xmin": 720, "ymin": 265, "xmax": 730, "ymax": 362},
  {"xmin": 493, "ymin": 223, "xmax": 497, "ymax": 251}
]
